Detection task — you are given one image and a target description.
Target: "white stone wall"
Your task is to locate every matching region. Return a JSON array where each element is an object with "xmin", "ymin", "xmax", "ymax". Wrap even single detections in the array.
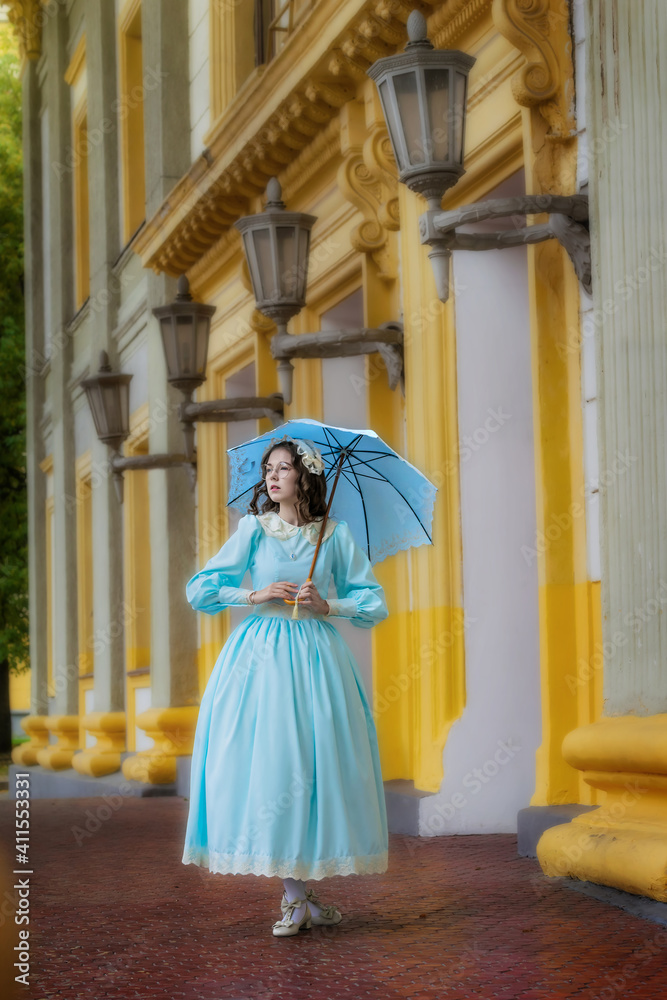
[
  {"xmin": 586, "ymin": 0, "xmax": 667, "ymax": 714},
  {"xmin": 420, "ymin": 169, "xmax": 542, "ymax": 834},
  {"xmin": 189, "ymin": 0, "xmax": 210, "ymax": 161},
  {"xmin": 319, "ymin": 289, "xmax": 374, "ymax": 701},
  {"xmin": 574, "ymin": 0, "xmax": 601, "ymax": 582}
]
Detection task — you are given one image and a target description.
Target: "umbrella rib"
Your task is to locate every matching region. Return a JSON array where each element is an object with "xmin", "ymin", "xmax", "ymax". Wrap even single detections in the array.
[
  {"xmin": 330, "ymin": 450, "xmax": 435, "ymax": 546},
  {"xmin": 343, "ymin": 458, "xmax": 372, "ymax": 560},
  {"xmin": 227, "ymin": 425, "xmax": 434, "ymax": 549}
]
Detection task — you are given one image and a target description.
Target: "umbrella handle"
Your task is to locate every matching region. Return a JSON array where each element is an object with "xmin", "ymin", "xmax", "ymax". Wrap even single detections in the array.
[
  {"xmin": 283, "ymin": 449, "xmax": 347, "ymax": 614},
  {"xmin": 283, "ymin": 580, "xmax": 309, "ymax": 605}
]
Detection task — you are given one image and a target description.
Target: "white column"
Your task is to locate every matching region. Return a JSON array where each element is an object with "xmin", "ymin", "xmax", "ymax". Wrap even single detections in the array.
[{"xmin": 586, "ymin": 0, "xmax": 667, "ymax": 714}]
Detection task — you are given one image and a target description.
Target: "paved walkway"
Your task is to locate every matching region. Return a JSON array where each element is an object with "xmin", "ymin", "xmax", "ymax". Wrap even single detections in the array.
[{"xmin": 1, "ymin": 795, "xmax": 666, "ymax": 999}]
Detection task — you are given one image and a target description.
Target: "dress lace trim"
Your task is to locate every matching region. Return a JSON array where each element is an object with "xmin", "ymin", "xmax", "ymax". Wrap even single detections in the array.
[
  {"xmin": 182, "ymin": 846, "xmax": 388, "ymax": 879},
  {"xmin": 257, "ymin": 511, "xmax": 337, "ymax": 545}
]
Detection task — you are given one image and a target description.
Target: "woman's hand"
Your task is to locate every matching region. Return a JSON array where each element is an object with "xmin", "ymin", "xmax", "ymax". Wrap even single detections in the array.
[
  {"xmin": 293, "ymin": 580, "xmax": 330, "ymax": 615},
  {"xmin": 252, "ymin": 582, "xmax": 302, "ymax": 605}
]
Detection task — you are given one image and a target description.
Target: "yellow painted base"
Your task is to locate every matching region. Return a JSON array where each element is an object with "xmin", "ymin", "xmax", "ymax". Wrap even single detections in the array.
[
  {"xmin": 72, "ymin": 711, "xmax": 127, "ymax": 777},
  {"xmin": 35, "ymin": 715, "xmax": 80, "ymax": 770},
  {"xmin": 11, "ymin": 715, "xmax": 50, "ymax": 765},
  {"xmin": 531, "ymin": 581, "xmax": 604, "ymax": 807},
  {"xmin": 121, "ymin": 706, "xmax": 199, "ymax": 785},
  {"xmin": 537, "ymin": 714, "xmax": 667, "ymax": 902},
  {"xmin": 373, "ymin": 604, "xmax": 466, "ymax": 793}
]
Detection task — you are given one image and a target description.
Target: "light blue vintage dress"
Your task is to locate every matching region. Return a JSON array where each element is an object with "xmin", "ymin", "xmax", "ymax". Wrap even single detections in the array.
[{"xmin": 181, "ymin": 510, "xmax": 389, "ymax": 881}]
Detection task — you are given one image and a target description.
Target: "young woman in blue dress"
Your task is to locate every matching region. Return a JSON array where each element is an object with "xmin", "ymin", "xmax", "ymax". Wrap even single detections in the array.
[{"xmin": 182, "ymin": 435, "xmax": 389, "ymax": 937}]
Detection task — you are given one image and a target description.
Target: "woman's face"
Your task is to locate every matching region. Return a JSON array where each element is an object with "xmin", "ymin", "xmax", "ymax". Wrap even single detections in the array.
[{"xmin": 265, "ymin": 447, "xmax": 299, "ymax": 504}]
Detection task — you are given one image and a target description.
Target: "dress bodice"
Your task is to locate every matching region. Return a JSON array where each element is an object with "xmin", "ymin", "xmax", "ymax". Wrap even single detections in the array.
[{"xmin": 185, "ymin": 511, "xmax": 388, "ymax": 628}]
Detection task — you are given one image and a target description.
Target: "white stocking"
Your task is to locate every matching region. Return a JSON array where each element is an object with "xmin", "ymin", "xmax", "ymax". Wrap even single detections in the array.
[{"xmin": 281, "ymin": 877, "xmax": 308, "ymax": 923}]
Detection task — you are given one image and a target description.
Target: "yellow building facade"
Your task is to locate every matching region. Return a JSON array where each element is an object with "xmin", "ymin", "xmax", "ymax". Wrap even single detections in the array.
[{"xmin": 9, "ymin": 0, "xmax": 667, "ymax": 902}]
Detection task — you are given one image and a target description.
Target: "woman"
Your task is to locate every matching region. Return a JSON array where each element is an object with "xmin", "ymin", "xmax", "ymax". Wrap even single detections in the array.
[{"xmin": 181, "ymin": 434, "xmax": 389, "ymax": 937}]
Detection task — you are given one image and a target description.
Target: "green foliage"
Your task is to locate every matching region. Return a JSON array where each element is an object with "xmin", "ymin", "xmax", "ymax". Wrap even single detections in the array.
[{"xmin": 0, "ymin": 28, "xmax": 29, "ymax": 674}]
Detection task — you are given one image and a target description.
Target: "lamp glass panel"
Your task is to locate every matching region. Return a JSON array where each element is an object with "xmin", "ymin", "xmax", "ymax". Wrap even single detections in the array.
[
  {"xmin": 378, "ymin": 78, "xmax": 407, "ymax": 171},
  {"xmin": 453, "ymin": 71, "xmax": 468, "ymax": 163},
  {"xmin": 159, "ymin": 316, "xmax": 177, "ymax": 373},
  {"xmin": 276, "ymin": 225, "xmax": 298, "ymax": 298},
  {"xmin": 252, "ymin": 227, "xmax": 276, "ymax": 300},
  {"xmin": 393, "ymin": 71, "xmax": 424, "ymax": 166},
  {"xmin": 176, "ymin": 315, "xmax": 195, "ymax": 375},
  {"xmin": 118, "ymin": 383, "xmax": 130, "ymax": 435},
  {"xmin": 86, "ymin": 387, "xmax": 107, "ymax": 437},
  {"xmin": 102, "ymin": 383, "xmax": 124, "ymax": 435},
  {"xmin": 297, "ymin": 228, "xmax": 311, "ymax": 300},
  {"xmin": 424, "ymin": 68, "xmax": 450, "ymax": 163},
  {"xmin": 195, "ymin": 315, "xmax": 210, "ymax": 374}
]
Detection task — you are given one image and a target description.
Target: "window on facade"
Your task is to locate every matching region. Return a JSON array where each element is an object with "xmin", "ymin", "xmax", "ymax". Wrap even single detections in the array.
[
  {"xmin": 224, "ymin": 363, "xmax": 257, "ymax": 628},
  {"xmin": 40, "ymin": 459, "xmax": 55, "ymax": 700},
  {"xmin": 75, "ymin": 465, "xmax": 94, "ymax": 676},
  {"xmin": 124, "ymin": 443, "xmax": 151, "ymax": 672},
  {"xmin": 119, "ymin": 0, "xmax": 146, "ymax": 244},
  {"xmin": 65, "ymin": 35, "xmax": 89, "ymax": 311},
  {"xmin": 254, "ymin": 0, "xmax": 313, "ymax": 65},
  {"xmin": 73, "ymin": 105, "xmax": 90, "ymax": 310}
]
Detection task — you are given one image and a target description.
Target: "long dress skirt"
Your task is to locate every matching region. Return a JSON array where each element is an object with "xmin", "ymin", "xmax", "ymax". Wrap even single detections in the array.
[{"xmin": 181, "ymin": 603, "xmax": 389, "ymax": 881}]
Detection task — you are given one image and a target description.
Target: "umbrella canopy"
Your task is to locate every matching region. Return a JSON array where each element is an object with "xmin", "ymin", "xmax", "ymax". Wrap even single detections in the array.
[{"xmin": 226, "ymin": 418, "xmax": 437, "ymax": 564}]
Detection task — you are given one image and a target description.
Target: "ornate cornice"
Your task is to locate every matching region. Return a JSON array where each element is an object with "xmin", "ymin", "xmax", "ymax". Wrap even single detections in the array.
[
  {"xmin": 136, "ymin": 0, "xmax": 503, "ymax": 279},
  {"xmin": 280, "ymin": 117, "xmax": 342, "ymax": 204},
  {"xmin": 430, "ymin": 0, "xmax": 494, "ymax": 47},
  {"xmin": 6, "ymin": 0, "xmax": 45, "ymax": 62},
  {"xmin": 135, "ymin": 0, "xmax": 442, "ymax": 278}
]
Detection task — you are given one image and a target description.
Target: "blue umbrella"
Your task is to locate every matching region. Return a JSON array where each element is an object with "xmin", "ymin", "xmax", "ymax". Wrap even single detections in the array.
[{"xmin": 226, "ymin": 417, "xmax": 437, "ymax": 566}]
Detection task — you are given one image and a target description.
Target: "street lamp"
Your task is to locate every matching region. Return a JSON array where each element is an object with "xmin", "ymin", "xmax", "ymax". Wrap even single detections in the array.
[
  {"xmin": 235, "ymin": 178, "xmax": 405, "ymax": 405},
  {"xmin": 81, "ymin": 278, "xmax": 287, "ymax": 502},
  {"xmin": 366, "ymin": 14, "xmax": 474, "ymax": 209},
  {"xmin": 80, "ymin": 353, "xmax": 132, "ymax": 451},
  {"xmin": 367, "ymin": 10, "xmax": 591, "ymax": 302},
  {"xmin": 81, "ymin": 350, "xmax": 196, "ymax": 504},
  {"xmin": 153, "ymin": 274, "xmax": 216, "ymax": 394},
  {"xmin": 235, "ymin": 177, "xmax": 316, "ymax": 403}
]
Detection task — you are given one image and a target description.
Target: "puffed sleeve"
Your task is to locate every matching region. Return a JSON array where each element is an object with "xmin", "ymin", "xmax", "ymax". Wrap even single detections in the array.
[
  {"xmin": 186, "ymin": 514, "xmax": 260, "ymax": 615},
  {"xmin": 326, "ymin": 520, "xmax": 388, "ymax": 629}
]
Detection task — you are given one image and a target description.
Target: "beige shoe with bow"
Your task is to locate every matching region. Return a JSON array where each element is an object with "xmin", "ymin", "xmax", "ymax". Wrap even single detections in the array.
[
  {"xmin": 281, "ymin": 888, "xmax": 342, "ymax": 926},
  {"xmin": 272, "ymin": 896, "xmax": 312, "ymax": 936}
]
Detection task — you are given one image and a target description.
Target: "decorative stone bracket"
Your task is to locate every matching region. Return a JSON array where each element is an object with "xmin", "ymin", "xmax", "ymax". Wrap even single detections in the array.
[
  {"xmin": 271, "ymin": 322, "xmax": 405, "ymax": 406},
  {"xmin": 419, "ymin": 194, "xmax": 591, "ymax": 302}
]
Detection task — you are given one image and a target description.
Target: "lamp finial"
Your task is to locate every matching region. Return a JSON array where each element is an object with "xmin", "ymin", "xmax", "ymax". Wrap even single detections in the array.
[
  {"xmin": 176, "ymin": 274, "xmax": 193, "ymax": 301},
  {"xmin": 406, "ymin": 10, "xmax": 431, "ymax": 48},
  {"xmin": 265, "ymin": 177, "xmax": 286, "ymax": 209}
]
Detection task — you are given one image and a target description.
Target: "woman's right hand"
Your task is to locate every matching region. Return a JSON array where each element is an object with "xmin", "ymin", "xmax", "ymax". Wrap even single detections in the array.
[{"xmin": 252, "ymin": 582, "xmax": 301, "ymax": 605}]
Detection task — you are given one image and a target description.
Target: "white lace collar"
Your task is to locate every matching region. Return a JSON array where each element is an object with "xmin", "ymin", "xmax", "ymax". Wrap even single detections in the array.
[{"xmin": 257, "ymin": 511, "xmax": 337, "ymax": 545}]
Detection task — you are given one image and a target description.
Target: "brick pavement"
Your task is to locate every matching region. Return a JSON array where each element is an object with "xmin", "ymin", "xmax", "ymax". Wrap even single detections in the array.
[{"xmin": 1, "ymin": 795, "xmax": 666, "ymax": 1000}]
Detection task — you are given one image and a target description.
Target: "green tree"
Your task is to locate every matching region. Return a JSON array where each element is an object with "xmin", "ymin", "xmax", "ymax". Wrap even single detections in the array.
[{"xmin": 0, "ymin": 26, "xmax": 28, "ymax": 755}]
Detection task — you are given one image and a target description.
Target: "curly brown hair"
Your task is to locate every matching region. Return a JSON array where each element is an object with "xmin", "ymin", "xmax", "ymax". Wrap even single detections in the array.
[{"xmin": 247, "ymin": 438, "xmax": 328, "ymax": 523}]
